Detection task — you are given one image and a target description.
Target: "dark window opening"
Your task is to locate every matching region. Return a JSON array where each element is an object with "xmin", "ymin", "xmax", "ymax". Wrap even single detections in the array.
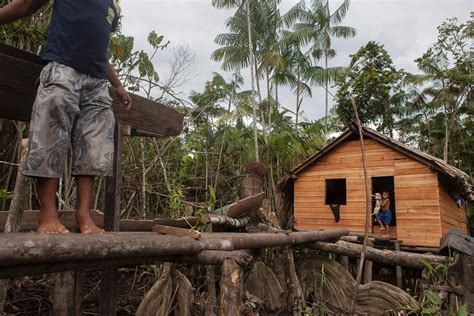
[{"xmin": 326, "ymin": 179, "xmax": 347, "ymax": 205}]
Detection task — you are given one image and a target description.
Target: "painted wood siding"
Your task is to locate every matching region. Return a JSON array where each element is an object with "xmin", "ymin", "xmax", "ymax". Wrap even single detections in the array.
[
  {"xmin": 394, "ymin": 160, "xmax": 442, "ymax": 247},
  {"xmin": 294, "ymin": 139, "xmax": 444, "ymax": 248},
  {"xmin": 439, "ymin": 184, "xmax": 468, "ymax": 236},
  {"xmin": 294, "ymin": 139, "xmax": 399, "ymax": 233}
]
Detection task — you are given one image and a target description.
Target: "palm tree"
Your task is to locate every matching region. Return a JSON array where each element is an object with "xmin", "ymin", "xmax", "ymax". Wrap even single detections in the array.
[
  {"xmin": 212, "ymin": 0, "xmax": 262, "ymax": 162},
  {"xmin": 284, "ymin": 0, "xmax": 356, "ymax": 117},
  {"xmin": 273, "ymin": 37, "xmax": 315, "ymax": 132}
]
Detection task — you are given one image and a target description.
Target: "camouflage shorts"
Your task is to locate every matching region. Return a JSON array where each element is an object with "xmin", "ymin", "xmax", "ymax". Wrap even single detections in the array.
[{"xmin": 22, "ymin": 62, "xmax": 115, "ymax": 178}]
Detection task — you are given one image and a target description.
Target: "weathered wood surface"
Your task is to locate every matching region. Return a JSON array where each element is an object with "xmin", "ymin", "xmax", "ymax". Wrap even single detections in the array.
[
  {"xmin": 0, "ymin": 44, "xmax": 184, "ymax": 137},
  {"xmin": 0, "ymin": 140, "xmax": 28, "ymax": 313},
  {"xmin": 215, "ymin": 191, "xmax": 265, "ymax": 218},
  {"xmin": 53, "ymin": 271, "xmax": 83, "ymax": 316},
  {"xmin": 0, "ymin": 233, "xmax": 206, "ymax": 266},
  {"xmin": 0, "ymin": 230, "xmax": 347, "ymax": 276},
  {"xmin": 101, "ymin": 122, "xmax": 124, "ymax": 316},
  {"xmin": 152, "ymin": 224, "xmax": 202, "ymax": 239},
  {"xmin": 220, "ymin": 258, "xmax": 244, "ymax": 316},
  {"xmin": 0, "ymin": 250, "xmax": 253, "ymax": 279},
  {"xmin": 0, "ymin": 211, "xmax": 252, "ymax": 232},
  {"xmin": 307, "ymin": 240, "xmax": 449, "ymax": 269},
  {"xmin": 3, "ymin": 139, "xmax": 29, "ymax": 233},
  {"xmin": 439, "ymin": 186, "xmax": 469, "ymax": 236},
  {"xmin": 202, "ymin": 229, "xmax": 349, "ymax": 250}
]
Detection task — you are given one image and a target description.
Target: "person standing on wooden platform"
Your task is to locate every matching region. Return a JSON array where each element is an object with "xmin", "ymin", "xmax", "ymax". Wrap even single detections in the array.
[
  {"xmin": 376, "ymin": 191, "xmax": 392, "ymax": 237},
  {"xmin": 0, "ymin": 0, "xmax": 132, "ymax": 234}
]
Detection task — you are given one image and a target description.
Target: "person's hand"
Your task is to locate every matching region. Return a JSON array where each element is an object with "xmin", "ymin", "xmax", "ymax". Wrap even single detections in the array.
[{"xmin": 116, "ymin": 85, "xmax": 132, "ymax": 110}]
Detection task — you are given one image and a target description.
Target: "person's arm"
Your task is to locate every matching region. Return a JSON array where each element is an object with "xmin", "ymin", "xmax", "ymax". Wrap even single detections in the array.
[
  {"xmin": 0, "ymin": 0, "xmax": 48, "ymax": 25},
  {"xmin": 381, "ymin": 198, "xmax": 390, "ymax": 210},
  {"xmin": 106, "ymin": 63, "xmax": 132, "ymax": 110}
]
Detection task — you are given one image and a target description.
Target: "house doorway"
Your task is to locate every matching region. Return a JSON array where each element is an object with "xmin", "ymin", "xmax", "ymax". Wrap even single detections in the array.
[{"xmin": 371, "ymin": 176, "xmax": 396, "ymax": 238}]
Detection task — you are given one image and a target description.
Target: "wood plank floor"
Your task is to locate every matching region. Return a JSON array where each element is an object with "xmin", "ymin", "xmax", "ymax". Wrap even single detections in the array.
[{"xmin": 372, "ymin": 225, "xmax": 397, "ymax": 239}]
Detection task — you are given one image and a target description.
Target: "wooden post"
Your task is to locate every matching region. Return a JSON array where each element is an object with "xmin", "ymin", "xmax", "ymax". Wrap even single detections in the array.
[
  {"xmin": 219, "ymin": 258, "xmax": 243, "ymax": 316},
  {"xmin": 100, "ymin": 123, "xmax": 123, "ymax": 316},
  {"xmin": 363, "ymin": 240, "xmax": 373, "ymax": 284},
  {"xmin": 394, "ymin": 241, "xmax": 402, "ymax": 289},
  {"xmin": 340, "ymin": 255, "xmax": 349, "ymax": 270},
  {"xmin": 0, "ymin": 139, "xmax": 29, "ymax": 313},
  {"xmin": 53, "ymin": 271, "xmax": 84, "ymax": 316}
]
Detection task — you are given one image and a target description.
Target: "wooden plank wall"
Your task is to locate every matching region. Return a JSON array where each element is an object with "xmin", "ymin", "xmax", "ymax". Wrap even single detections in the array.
[
  {"xmin": 294, "ymin": 139, "xmax": 444, "ymax": 247},
  {"xmin": 394, "ymin": 160, "xmax": 442, "ymax": 247},
  {"xmin": 294, "ymin": 139, "xmax": 396, "ymax": 233},
  {"xmin": 438, "ymin": 184, "xmax": 468, "ymax": 236}
]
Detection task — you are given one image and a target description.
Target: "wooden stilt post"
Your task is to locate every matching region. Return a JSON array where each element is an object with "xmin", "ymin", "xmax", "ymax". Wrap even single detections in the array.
[
  {"xmin": 340, "ymin": 255, "xmax": 349, "ymax": 270},
  {"xmin": 363, "ymin": 240, "xmax": 373, "ymax": 284},
  {"xmin": 205, "ymin": 265, "xmax": 217, "ymax": 316},
  {"xmin": 219, "ymin": 258, "xmax": 243, "ymax": 316},
  {"xmin": 53, "ymin": 271, "xmax": 84, "ymax": 316},
  {"xmin": 100, "ymin": 123, "xmax": 123, "ymax": 316},
  {"xmin": 0, "ymin": 139, "xmax": 29, "ymax": 313},
  {"xmin": 394, "ymin": 241, "xmax": 402, "ymax": 289}
]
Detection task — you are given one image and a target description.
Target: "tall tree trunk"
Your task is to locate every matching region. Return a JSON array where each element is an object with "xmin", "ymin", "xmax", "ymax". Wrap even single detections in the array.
[
  {"xmin": 295, "ymin": 75, "xmax": 300, "ymax": 133},
  {"xmin": 140, "ymin": 138, "xmax": 147, "ymax": 218},
  {"xmin": 442, "ymin": 80, "xmax": 448, "ymax": 162},
  {"xmin": 325, "ymin": 52, "xmax": 329, "ymax": 118},
  {"xmin": 245, "ymin": 0, "xmax": 259, "ymax": 162}
]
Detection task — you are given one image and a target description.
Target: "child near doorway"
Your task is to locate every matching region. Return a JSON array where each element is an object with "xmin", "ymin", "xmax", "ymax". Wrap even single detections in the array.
[{"xmin": 376, "ymin": 191, "xmax": 392, "ymax": 236}]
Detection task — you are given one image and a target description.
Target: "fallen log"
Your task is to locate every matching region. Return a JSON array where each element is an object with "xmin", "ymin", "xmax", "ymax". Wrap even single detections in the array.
[
  {"xmin": 307, "ymin": 240, "xmax": 449, "ymax": 269},
  {"xmin": 202, "ymin": 229, "xmax": 349, "ymax": 250}
]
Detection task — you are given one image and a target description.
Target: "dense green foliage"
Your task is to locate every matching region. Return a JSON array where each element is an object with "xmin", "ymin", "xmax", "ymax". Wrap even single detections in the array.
[{"xmin": 0, "ymin": 1, "xmax": 471, "ymax": 222}]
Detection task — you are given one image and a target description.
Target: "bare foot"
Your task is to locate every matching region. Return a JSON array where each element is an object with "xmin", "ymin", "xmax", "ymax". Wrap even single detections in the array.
[
  {"xmin": 37, "ymin": 213, "xmax": 70, "ymax": 234},
  {"xmin": 76, "ymin": 211, "xmax": 104, "ymax": 234},
  {"xmin": 378, "ymin": 227, "xmax": 385, "ymax": 231}
]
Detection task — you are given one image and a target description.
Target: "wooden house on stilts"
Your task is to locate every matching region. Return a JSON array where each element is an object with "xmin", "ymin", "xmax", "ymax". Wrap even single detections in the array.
[{"xmin": 280, "ymin": 125, "xmax": 472, "ymax": 248}]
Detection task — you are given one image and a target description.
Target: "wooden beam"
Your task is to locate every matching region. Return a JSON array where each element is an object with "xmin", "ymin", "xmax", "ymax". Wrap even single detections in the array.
[
  {"xmin": 0, "ymin": 233, "xmax": 206, "ymax": 266},
  {"xmin": 0, "ymin": 250, "xmax": 253, "ymax": 279},
  {"xmin": 152, "ymin": 224, "xmax": 202, "ymax": 239},
  {"xmin": 0, "ymin": 44, "xmax": 183, "ymax": 137},
  {"xmin": 306, "ymin": 240, "xmax": 449, "ymax": 269},
  {"xmin": 0, "ymin": 230, "xmax": 347, "ymax": 268},
  {"xmin": 202, "ymin": 229, "xmax": 349, "ymax": 250}
]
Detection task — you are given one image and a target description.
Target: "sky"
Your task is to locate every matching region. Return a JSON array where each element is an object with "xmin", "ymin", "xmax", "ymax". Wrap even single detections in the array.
[{"xmin": 120, "ymin": 0, "xmax": 472, "ymax": 121}]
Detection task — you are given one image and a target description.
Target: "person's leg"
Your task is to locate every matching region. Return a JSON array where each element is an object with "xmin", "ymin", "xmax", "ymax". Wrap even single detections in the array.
[
  {"xmin": 376, "ymin": 215, "xmax": 385, "ymax": 230},
  {"xmin": 75, "ymin": 175, "xmax": 104, "ymax": 234},
  {"xmin": 22, "ymin": 62, "xmax": 81, "ymax": 233},
  {"xmin": 37, "ymin": 177, "xmax": 69, "ymax": 234}
]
